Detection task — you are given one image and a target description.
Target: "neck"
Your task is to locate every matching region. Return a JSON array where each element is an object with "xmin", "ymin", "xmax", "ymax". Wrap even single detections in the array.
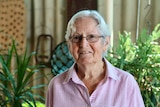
[
  {"xmin": 76, "ymin": 60, "xmax": 106, "ymax": 95},
  {"xmin": 76, "ymin": 60, "xmax": 105, "ymax": 80}
]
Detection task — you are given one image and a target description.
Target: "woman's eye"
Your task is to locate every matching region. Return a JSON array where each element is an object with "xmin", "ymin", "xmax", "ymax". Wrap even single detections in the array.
[
  {"xmin": 74, "ymin": 36, "xmax": 81, "ymax": 39},
  {"xmin": 88, "ymin": 35, "xmax": 95, "ymax": 38}
]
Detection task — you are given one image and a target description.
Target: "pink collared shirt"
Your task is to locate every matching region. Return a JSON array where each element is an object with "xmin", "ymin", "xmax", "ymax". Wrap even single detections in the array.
[{"xmin": 46, "ymin": 58, "xmax": 145, "ymax": 107}]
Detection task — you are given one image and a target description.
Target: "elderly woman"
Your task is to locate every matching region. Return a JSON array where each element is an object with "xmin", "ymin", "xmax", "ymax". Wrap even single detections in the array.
[{"xmin": 46, "ymin": 10, "xmax": 144, "ymax": 107}]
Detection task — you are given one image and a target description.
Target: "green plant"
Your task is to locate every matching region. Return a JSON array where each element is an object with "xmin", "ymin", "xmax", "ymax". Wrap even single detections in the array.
[
  {"xmin": 22, "ymin": 101, "xmax": 45, "ymax": 107},
  {"xmin": 0, "ymin": 41, "xmax": 46, "ymax": 107},
  {"xmin": 106, "ymin": 24, "xmax": 160, "ymax": 107}
]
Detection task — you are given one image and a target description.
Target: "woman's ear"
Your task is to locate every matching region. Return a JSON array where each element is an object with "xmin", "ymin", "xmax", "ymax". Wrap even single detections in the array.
[
  {"xmin": 105, "ymin": 36, "xmax": 110, "ymax": 46},
  {"xmin": 103, "ymin": 36, "xmax": 110, "ymax": 51}
]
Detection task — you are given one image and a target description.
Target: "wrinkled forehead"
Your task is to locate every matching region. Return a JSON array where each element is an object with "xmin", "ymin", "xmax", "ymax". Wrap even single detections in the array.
[
  {"xmin": 74, "ymin": 16, "xmax": 99, "ymax": 25},
  {"xmin": 71, "ymin": 16, "xmax": 99, "ymax": 34}
]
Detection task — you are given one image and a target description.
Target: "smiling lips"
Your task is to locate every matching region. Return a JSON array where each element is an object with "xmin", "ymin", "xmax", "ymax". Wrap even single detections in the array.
[{"xmin": 79, "ymin": 51, "xmax": 92, "ymax": 55}]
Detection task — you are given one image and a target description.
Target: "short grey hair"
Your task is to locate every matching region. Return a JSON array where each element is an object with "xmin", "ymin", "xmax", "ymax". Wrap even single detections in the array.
[{"xmin": 65, "ymin": 10, "xmax": 111, "ymax": 41}]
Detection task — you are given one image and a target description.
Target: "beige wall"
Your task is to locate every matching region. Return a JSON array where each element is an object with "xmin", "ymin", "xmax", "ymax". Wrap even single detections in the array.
[
  {"xmin": 99, "ymin": 0, "xmax": 160, "ymax": 47},
  {"xmin": 25, "ymin": 0, "xmax": 67, "ymax": 51},
  {"xmin": 25, "ymin": 0, "xmax": 160, "ymax": 51}
]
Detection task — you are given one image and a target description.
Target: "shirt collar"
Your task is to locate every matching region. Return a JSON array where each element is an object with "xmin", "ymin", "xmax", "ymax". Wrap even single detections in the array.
[
  {"xmin": 104, "ymin": 58, "xmax": 119, "ymax": 80},
  {"xmin": 63, "ymin": 63, "xmax": 82, "ymax": 84},
  {"xmin": 63, "ymin": 58, "xmax": 118, "ymax": 84}
]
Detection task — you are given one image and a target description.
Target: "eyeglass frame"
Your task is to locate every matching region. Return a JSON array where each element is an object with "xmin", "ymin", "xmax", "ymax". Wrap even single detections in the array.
[{"xmin": 69, "ymin": 34, "xmax": 105, "ymax": 43}]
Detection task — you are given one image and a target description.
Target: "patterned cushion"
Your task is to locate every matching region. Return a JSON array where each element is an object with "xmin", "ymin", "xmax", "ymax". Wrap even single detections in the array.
[{"xmin": 51, "ymin": 41, "xmax": 74, "ymax": 75}]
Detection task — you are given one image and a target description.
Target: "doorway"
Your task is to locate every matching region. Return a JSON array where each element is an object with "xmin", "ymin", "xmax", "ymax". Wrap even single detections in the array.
[{"xmin": 67, "ymin": 0, "xmax": 97, "ymax": 21}]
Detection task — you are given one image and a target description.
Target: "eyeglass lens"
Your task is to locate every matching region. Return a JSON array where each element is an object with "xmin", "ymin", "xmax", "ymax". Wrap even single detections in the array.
[{"xmin": 70, "ymin": 35, "xmax": 104, "ymax": 43}]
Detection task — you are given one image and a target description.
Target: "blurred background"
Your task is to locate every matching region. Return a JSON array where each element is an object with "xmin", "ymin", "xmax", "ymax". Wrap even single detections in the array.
[
  {"xmin": 25, "ymin": 0, "xmax": 160, "ymax": 49},
  {"xmin": 0, "ymin": 0, "xmax": 160, "ymax": 106}
]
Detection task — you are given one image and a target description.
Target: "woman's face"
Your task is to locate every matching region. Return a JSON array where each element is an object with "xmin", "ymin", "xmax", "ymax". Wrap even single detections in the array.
[{"xmin": 68, "ymin": 16, "xmax": 110, "ymax": 65}]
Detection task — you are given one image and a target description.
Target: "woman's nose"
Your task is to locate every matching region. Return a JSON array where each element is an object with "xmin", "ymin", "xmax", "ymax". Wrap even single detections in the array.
[{"xmin": 79, "ymin": 36, "xmax": 89, "ymax": 47}]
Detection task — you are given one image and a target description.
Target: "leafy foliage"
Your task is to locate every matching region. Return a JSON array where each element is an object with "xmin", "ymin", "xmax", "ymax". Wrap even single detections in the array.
[
  {"xmin": 0, "ymin": 41, "xmax": 46, "ymax": 107},
  {"xmin": 106, "ymin": 24, "xmax": 160, "ymax": 107},
  {"xmin": 22, "ymin": 101, "xmax": 45, "ymax": 107}
]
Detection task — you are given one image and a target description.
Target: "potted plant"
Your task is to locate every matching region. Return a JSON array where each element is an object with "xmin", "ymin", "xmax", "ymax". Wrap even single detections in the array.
[
  {"xmin": 106, "ymin": 24, "xmax": 160, "ymax": 107},
  {"xmin": 0, "ymin": 41, "xmax": 46, "ymax": 107}
]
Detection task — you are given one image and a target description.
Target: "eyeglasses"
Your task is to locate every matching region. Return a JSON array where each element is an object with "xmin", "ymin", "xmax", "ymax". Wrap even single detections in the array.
[{"xmin": 69, "ymin": 34, "xmax": 104, "ymax": 43}]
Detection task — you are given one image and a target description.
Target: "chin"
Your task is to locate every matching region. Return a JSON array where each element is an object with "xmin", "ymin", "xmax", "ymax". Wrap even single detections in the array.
[{"xmin": 78, "ymin": 59, "xmax": 93, "ymax": 65}]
